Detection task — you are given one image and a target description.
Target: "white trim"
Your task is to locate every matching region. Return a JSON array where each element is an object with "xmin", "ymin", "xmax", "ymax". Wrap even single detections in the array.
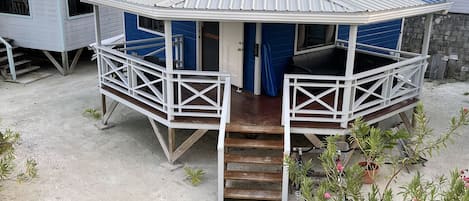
[
  {"xmin": 254, "ymin": 23, "xmax": 262, "ymax": 95},
  {"xmin": 82, "ymin": 0, "xmax": 452, "ymax": 25},
  {"xmin": 293, "ymin": 24, "xmax": 337, "ymax": 56},
  {"xmin": 196, "ymin": 21, "xmax": 202, "ymax": 71},
  {"xmin": 0, "ymin": 0, "xmax": 32, "ymax": 18},
  {"xmin": 137, "ymin": 15, "xmax": 166, "ymax": 37},
  {"xmin": 66, "ymin": 0, "xmax": 94, "ymax": 19}
]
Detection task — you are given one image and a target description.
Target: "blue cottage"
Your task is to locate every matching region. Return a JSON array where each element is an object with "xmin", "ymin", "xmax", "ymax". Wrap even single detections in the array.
[{"xmin": 84, "ymin": 0, "xmax": 452, "ymax": 200}]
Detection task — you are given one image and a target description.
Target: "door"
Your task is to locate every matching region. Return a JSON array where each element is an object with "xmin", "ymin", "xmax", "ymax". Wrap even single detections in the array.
[
  {"xmin": 220, "ymin": 22, "xmax": 244, "ymax": 88},
  {"xmin": 201, "ymin": 22, "xmax": 220, "ymax": 71}
]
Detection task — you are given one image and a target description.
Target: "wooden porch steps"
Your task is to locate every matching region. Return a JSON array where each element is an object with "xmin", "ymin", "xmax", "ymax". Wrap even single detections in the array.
[
  {"xmin": 223, "ymin": 127, "xmax": 284, "ymax": 200},
  {"xmin": 0, "ymin": 38, "xmax": 41, "ymax": 80},
  {"xmin": 224, "ymin": 188, "xmax": 282, "ymax": 201}
]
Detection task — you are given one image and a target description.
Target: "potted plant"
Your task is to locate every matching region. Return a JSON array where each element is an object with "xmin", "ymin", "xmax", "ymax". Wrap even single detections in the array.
[{"xmin": 349, "ymin": 118, "xmax": 407, "ymax": 184}]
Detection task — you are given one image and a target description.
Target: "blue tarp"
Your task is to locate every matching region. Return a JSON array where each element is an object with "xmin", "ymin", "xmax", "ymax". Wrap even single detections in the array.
[{"xmin": 261, "ymin": 43, "xmax": 279, "ymax": 97}]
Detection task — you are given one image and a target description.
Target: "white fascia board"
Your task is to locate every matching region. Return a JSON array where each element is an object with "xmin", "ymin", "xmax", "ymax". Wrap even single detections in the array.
[{"xmin": 82, "ymin": 0, "xmax": 452, "ymax": 25}]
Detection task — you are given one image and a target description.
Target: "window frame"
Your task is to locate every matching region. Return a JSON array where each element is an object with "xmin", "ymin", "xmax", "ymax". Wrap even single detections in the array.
[
  {"xmin": 294, "ymin": 24, "xmax": 338, "ymax": 55},
  {"xmin": 66, "ymin": 0, "xmax": 94, "ymax": 19},
  {"xmin": 137, "ymin": 15, "xmax": 165, "ymax": 37},
  {"xmin": 0, "ymin": 0, "xmax": 32, "ymax": 17}
]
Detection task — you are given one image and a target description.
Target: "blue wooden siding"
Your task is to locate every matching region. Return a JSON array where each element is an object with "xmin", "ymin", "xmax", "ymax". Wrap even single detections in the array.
[
  {"xmin": 124, "ymin": 13, "xmax": 197, "ymax": 70},
  {"xmin": 338, "ymin": 20, "xmax": 403, "ymax": 49}
]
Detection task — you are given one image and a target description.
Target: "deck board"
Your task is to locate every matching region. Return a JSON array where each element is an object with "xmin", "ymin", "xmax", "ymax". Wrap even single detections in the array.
[{"xmin": 102, "ymin": 85, "xmax": 418, "ymax": 132}]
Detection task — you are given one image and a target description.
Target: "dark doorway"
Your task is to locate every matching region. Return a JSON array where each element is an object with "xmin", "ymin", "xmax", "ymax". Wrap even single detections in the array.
[{"xmin": 201, "ymin": 22, "xmax": 219, "ymax": 71}]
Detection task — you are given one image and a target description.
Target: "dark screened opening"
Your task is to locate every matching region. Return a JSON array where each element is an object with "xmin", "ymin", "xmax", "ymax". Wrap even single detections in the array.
[
  {"xmin": 138, "ymin": 16, "xmax": 165, "ymax": 34},
  {"xmin": 297, "ymin": 24, "xmax": 336, "ymax": 51},
  {"xmin": 68, "ymin": 0, "xmax": 93, "ymax": 17},
  {"xmin": 202, "ymin": 22, "xmax": 220, "ymax": 71},
  {"xmin": 0, "ymin": 0, "xmax": 30, "ymax": 16}
]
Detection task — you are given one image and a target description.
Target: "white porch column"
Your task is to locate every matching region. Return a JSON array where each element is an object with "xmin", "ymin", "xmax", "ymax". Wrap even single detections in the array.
[
  {"xmin": 254, "ymin": 23, "xmax": 262, "ymax": 95},
  {"xmin": 422, "ymin": 14, "xmax": 434, "ymax": 56},
  {"xmin": 165, "ymin": 20, "xmax": 175, "ymax": 120},
  {"xmin": 341, "ymin": 25, "xmax": 358, "ymax": 128},
  {"xmin": 93, "ymin": 5, "xmax": 107, "ymax": 118}
]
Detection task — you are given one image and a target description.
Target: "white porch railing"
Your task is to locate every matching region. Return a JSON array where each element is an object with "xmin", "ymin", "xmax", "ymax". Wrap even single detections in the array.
[
  {"xmin": 106, "ymin": 34, "xmax": 185, "ymax": 69},
  {"xmin": 284, "ymin": 55, "xmax": 428, "ymax": 128},
  {"xmin": 94, "ymin": 45, "xmax": 230, "ymax": 121},
  {"xmin": 281, "ymin": 78, "xmax": 292, "ymax": 201},
  {"xmin": 0, "ymin": 37, "xmax": 16, "ymax": 80},
  {"xmin": 217, "ymin": 77, "xmax": 231, "ymax": 201}
]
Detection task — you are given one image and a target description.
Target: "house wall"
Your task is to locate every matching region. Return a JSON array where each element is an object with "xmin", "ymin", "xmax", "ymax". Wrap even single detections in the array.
[
  {"xmin": 338, "ymin": 20, "xmax": 403, "ymax": 50},
  {"xmin": 0, "ymin": 0, "xmax": 63, "ymax": 51},
  {"xmin": 401, "ymin": 13, "xmax": 469, "ymax": 80},
  {"xmin": 62, "ymin": 4, "xmax": 123, "ymax": 52},
  {"xmin": 449, "ymin": 0, "xmax": 469, "ymax": 14},
  {"xmin": 0, "ymin": 0, "xmax": 122, "ymax": 52},
  {"xmin": 124, "ymin": 13, "xmax": 197, "ymax": 70}
]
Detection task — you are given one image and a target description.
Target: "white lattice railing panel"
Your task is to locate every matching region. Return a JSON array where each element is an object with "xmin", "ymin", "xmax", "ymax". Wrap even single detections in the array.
[
  {"xmin": 284, "ymin": 54, "xmax": 428, "ymax": 127},
  {"xmin": 95, "ymin": 45, "xmax": 230, "ymax": 121},
  {"xmin": 285, "ymin": 75, "xmax": 347, "ymax": 123},
  {"xmin": 173, "ymin": 71, "xmax": 230, "ymax": 118}
]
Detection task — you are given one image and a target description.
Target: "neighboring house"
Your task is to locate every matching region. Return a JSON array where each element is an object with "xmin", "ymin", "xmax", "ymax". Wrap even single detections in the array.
[
  {"xmin": 0, "ymin": 0, "xmax": 122, "ymax": 80},
  {"xmin": 402, "ymin": 0, "xmax": 469, "ymax": 80},
  {"xmin": 83, "ymin": 0, "xmax": 451, "ymax": 200}
]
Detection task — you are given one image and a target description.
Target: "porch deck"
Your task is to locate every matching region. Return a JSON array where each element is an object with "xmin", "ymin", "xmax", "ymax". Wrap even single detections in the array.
[{"xmin": 103, "ymin": 84, "xmax": 418, "ymax": 134}]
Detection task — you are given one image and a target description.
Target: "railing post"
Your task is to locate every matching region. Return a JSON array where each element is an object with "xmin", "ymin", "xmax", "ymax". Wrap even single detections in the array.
[
  {"xmin": 281, "ymin": 76, "xmax": 291, "ymax": 201},
  {"xmin": 165, "ymin": 20, "xmax": 174, "ymax": 121},
  {"xmin": 6, "ymin": 47, "xmax": 16, "ymax": 81},
  {"xmin": 226, "ymin": 77, "xmax": 231, "ymax": 123},
  {"xmin": 281, "ymin": 77, "xmax": 289, "ymax": 126},
  {"xmin": 341, "ymin": 25, "xmax": 358, "ymax": 128}
]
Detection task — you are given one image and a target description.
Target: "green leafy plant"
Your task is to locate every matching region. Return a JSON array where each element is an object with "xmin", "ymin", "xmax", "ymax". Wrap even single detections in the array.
[
  {"xmin": 286, "ymin": 104, "xmax": 469, "ymax": 201},
  {"xmin": 184, "ymin": 167, "xmax": 205, "ymax": 186},
  {"xmin": 83, "ymin": 108, "xmax": 102, "ymax": 120},
  {"xmin": 0, "ymin": 120, "xmax": 38, "ymax": 186}
]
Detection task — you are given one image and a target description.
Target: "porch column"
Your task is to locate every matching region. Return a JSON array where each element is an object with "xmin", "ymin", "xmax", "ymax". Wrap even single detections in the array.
[
  {"xmin": 254, "ymin": 23, "xmax": 262, "ymax": 95},
  {"xmin": 421, "ymin": 14, "xmax": 434, "ymax": 56},
  {"xmin": 341, "ymin": 25, "xmax": 358, "ymax": 128},
  {"xmin": 93, "ymin": 5, "xmax": 107, "ymax": 117},
  {"xmin": 165, "ymin": 20, "xmax": 175, "ymax": 120}
]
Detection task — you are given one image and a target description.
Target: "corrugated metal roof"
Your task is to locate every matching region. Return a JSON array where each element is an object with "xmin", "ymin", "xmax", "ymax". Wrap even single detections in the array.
[{"xmin": 122, "ymin": 0, "xmax": 447, "ymax": 13}]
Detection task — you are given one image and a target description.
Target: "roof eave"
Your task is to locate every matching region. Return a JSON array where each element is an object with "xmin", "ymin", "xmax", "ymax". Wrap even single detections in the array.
[{"xmin": 82, "ymin": 0, "xmax": 452, "ymax": 25}]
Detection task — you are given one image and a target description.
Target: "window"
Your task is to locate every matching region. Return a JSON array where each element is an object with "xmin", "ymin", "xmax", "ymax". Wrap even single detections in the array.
[
  {"xmin": 68, "ymin": 0, "xmax": 93, "ymax": 17},
  {"xmin": 138, "ymin": 16, "xmax": 165, "ymax": 35},
  {"xmin": 0, "ymin": 0, "xmax": 30, "ymax": 16},
  {"xmin": 296, "ymin": 24, "xmax": 336, "ymax": 52}
]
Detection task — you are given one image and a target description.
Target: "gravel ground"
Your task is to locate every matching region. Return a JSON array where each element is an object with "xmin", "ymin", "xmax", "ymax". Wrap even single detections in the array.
[{"xmin": 0, "ymin": 61, "xmax": 467, "ymax": 201}]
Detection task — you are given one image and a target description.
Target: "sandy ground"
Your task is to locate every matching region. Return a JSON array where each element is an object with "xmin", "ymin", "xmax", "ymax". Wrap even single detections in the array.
[{"xmin": 0, "ymin": 61, "xmax": 468, "ymax": 201}]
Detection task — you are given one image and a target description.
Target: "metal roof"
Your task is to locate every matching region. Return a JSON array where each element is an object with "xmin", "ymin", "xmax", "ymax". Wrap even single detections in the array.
[
  {"xmin": 83, "ymin": 0, "xmax": 452, "ymax": 24},
  {"xmin": 121, "ymin": 0, "xmax": 447, "ymax": 13}
]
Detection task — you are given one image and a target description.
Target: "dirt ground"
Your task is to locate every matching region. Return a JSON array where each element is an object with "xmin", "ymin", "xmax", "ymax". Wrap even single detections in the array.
[{"xmin": 0, "ymin": 61, "xmax": 468, "ymax": 201}]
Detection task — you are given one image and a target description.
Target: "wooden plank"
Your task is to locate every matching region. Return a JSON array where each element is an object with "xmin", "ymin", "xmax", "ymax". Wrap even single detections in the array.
[
  {"xmin": 149, "ymin": 118, "xmax": 171, "ymax": 162},
  {"xmin": 61, "ymin": 52, "xmax": 70, "ymax": 75},
  {"xmin": 42, "ymin": 50, "xmax": 65, "ymax": 75},
  {"xmin": 224, "ymin": 138, "xmax": 283, "ymax": 149},
  {"xmin": 304, "ymin": 134, "xmax": 324, "ymax": 148},
  {"xmin": 171, "ymin": 129, "xmax": 208, "ymax": 162},
  {"xmin": 168, "ymin": 128, "xmax": 176, "ymax": 156},
  {"xmin": 101, "ymin": 101, "xmax": 118, "ymax": 125},
  {"xmin": 226, "ymin": 124, "xmax": 283, "ymax": 134},
  {"xmin": 69, "ymin": 48, "xmax": 84, "ymax": 73},
  {"xmin": 224, "ymin": 153, "xmax": 283, "ymax": 165},
  {"xmin": 224, "ymin": 188, "xmax": 281, "ymax": 201},
  {"xmin": 399, "ymin": 112, "xmax": 413, "ymax": 133},
  {"xmin": 224, "ymin": 171, "xmax": 282, "ymax": 183}
]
